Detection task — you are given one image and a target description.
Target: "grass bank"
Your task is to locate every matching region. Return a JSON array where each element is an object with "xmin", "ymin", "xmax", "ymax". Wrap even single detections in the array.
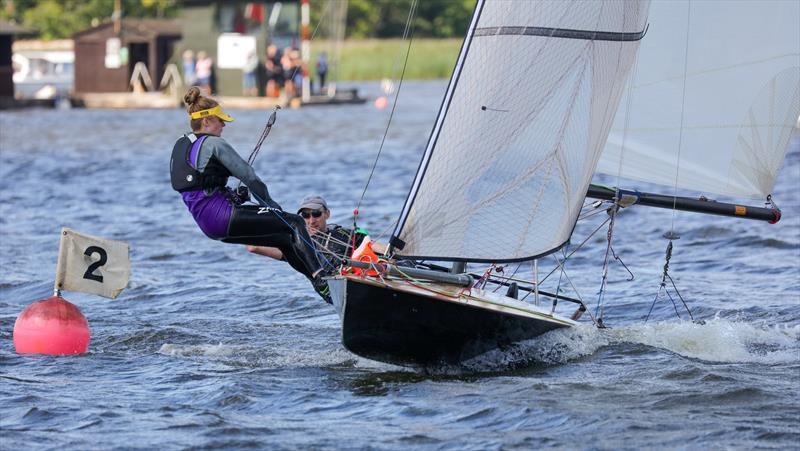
[{"xmin": 311, "ymin": 38, "xmax": 462, "ymax": 81}]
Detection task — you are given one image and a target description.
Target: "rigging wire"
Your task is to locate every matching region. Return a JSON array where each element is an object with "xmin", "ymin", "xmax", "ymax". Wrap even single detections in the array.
[
  {"xmin": 592, "ymin": 10, "xmax": 646, "ymax": 326},
  {"xmin": 648, "ymin": 2, "xmax": 695, "ymax": 322},
  {"xmin": 645, "ymin": 240, "xmax": 693, "ymax": 322},
  {"xmin": 346, "ymin": 0, "xmax": 418, "ymax": 261},
  {"xmin": 355, "ymin": 0, "xmax": 419, "ymax": 214},
  {"xmin": 539, "ymin": 216, "xmax": 611, "ymax": 285},
  {"xmin": 669, "ymin": 1, "xmax": 693, "ymax": 233},
  {"xmin": 594, "ymin": 206, "xmax": 618, "ymax": 326}
]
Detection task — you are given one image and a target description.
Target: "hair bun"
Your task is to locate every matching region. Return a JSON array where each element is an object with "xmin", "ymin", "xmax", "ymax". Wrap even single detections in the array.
[{"xmin": 183, "ymin": 86, "xmax": 201, "ymax": 106}]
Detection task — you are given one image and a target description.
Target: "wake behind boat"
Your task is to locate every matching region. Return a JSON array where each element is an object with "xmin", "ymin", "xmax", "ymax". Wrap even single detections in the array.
[{"xmin": 322, "ymin": 0, "xmax": 799, "ymax": 367}]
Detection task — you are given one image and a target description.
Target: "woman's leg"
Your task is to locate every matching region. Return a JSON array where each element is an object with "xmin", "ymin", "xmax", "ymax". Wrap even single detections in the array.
[{"xmin": 222, "ymin": 205, "xmax": 322, "ymax": 279}]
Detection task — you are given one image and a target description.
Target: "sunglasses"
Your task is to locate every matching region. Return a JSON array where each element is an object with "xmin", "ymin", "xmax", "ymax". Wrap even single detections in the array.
[{"xmin": 300, "ymin": 210, "xmax": 324, "ymax": 219}]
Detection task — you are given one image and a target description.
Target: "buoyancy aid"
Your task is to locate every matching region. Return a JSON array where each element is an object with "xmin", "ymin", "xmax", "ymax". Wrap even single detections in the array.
[{"xmin": 170, "ymin": 133, "xmax": 231, "ymax": 192}]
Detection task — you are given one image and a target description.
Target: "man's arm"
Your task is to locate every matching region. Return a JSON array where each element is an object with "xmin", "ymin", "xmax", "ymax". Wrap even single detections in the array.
[{"xmin": 246, "ymin": 245, "xmax": 284, "ymax": 260}]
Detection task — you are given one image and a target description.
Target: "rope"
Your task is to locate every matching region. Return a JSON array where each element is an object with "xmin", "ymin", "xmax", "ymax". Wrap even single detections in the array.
[
  {"xmin": 644, "ymin": 240, "xmax": 694, "ymax": 323},
  {"xmin": 355, "ymin": 0, "xmax": 418, "ymax": 213},
  {"xmin": 670, "ymin": 2, "xmax": 693, "ymax": 231},
  {"xmin": 595, "ymin": 202, "xmax": 620, "ymax": 325},
  {"xmin": 540, "ymin": 216, "xmax": 611, "ymax": 285},
  {"xmin": 645, "ymin": 4, "xmax": 694, "ymax": 324},
  {"xmin": 515, "ymin": 251, "xmax": 598, "ymax": 327}
]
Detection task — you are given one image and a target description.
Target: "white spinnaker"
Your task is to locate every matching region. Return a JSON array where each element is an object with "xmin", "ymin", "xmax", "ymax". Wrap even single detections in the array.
[
  {"xmin": 394, "ymin": 0, "xmax": 650, "ymax": 261},
  {"xmin": 599, "ymin": 0, "xmax": 800, "ymax": 200}
]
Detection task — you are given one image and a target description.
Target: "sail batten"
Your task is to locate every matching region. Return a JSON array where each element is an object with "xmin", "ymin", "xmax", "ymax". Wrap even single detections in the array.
[
  {"xmin": 392, "ymin": 0, "xmax": 651, "ymax": 262},
  {"xmin": 474, "ymin": 26, "xmax": 647, "ymax": 42}
]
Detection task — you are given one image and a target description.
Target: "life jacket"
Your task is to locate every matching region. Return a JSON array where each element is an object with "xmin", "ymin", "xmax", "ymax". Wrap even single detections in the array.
[{"xmin": 170, "ymin": 133, "xmax": 231, "ymax": 192}]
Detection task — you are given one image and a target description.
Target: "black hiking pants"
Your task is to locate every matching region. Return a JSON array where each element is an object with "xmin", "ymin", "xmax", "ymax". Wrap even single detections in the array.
[{"xmin": 222, "ymin": 205, "xmax": 322, "ymax": 279}]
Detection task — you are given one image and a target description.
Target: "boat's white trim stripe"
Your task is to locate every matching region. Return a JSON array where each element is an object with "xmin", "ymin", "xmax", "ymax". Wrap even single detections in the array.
[{"xmin": 342, "ymin": 275, "xmax": 577, "ymax": 327}]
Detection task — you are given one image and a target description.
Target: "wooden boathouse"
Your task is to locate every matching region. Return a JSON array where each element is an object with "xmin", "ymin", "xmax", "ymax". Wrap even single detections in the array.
[{"xmin": 73, "ymin": 19, "xmax": 181, "ymax": 94}]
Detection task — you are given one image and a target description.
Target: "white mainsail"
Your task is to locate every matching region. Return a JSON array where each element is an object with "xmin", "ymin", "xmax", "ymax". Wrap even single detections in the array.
[
  {"xmin": 393, "ymin": 0, "xmax": 650, "ymax": 262},
  {"xmin": 598, "ymin": 0, "xmax": 800, "ymax": 200}
]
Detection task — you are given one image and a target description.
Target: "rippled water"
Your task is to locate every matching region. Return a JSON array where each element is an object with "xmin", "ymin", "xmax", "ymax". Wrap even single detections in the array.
[{"xmin": 1, "ymin": 81, "xmax": 798, "ymax": 449}]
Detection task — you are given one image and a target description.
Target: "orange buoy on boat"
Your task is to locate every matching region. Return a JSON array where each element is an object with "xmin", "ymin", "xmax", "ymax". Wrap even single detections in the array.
[
  {"xmin": 349, "ymin": 237, "xmax": 381, "ymax": 277},
  {"xmin": 13, "ymin": 296, "xmax": 90, "ymax": 355}
]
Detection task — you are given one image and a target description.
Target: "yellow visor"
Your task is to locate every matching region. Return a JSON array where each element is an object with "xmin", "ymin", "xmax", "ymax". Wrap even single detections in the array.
[{"xmin": 190, "ymin": 105, "xmax": 234, "ymax": 122}]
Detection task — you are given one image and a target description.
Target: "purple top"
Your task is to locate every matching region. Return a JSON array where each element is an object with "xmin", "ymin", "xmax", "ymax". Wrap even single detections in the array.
[
  {"xmin": 181, "ymin": 189, "xmax": 232, "ymax": 238},
  {"xmin": 180, "ymin": 134, "xmax": 232, "ymax": 239}
]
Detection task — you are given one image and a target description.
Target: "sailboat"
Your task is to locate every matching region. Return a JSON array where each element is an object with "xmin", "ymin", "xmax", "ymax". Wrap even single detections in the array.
[{"xmin": 327, "ymin": 0, "xmax": 800, "ymax": 366}]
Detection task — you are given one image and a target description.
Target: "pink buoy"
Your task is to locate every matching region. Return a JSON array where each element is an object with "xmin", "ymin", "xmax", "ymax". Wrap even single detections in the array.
[
  {"xmin": 13, "ymin": 296, "xmax": 90, "ymax": 355},
  {"xmin": 374, "ymin": 96, "xmax": 389, "ymax": 109}
]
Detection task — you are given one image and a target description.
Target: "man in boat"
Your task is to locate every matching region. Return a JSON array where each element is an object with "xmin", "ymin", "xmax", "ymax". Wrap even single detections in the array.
[
  {"xmin": 171, "ymin": 87, "xmax": 327, "ymax": 294},
  {"xmin": 247, "ymin": 194, "xmax": 386, "ymax": 303}
]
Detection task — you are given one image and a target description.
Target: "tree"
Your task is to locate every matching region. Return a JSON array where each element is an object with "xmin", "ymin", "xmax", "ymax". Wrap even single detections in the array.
[
  {"xmin": 344, "ymin": 0, "xmax": 473, "ymax": 39},
  {"xmin": 1, "ymin": 0, "xmax": 178, "ymax": 40}
]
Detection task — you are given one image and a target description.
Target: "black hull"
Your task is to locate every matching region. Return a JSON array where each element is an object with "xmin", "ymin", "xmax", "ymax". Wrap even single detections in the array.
[{"xmin": 334, "ymin": 278, "xmax": 571, "ymax": 366}]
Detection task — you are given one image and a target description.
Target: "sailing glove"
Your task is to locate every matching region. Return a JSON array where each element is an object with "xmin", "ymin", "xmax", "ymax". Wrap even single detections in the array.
[{"xmin": 235, "ymin": 186, "xmax": 250, "ymax": 203}]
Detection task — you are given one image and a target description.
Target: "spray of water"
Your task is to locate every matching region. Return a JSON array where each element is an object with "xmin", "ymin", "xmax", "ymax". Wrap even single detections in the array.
[{"xmin": 462, "ymin": 316, "xmax": 799, "ymax": 371}]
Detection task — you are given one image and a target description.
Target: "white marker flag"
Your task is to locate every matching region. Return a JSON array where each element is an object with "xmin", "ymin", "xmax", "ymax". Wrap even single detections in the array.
[{"xmin": 54, "ymin": 228, "xmax": 131, "ymax": 299}]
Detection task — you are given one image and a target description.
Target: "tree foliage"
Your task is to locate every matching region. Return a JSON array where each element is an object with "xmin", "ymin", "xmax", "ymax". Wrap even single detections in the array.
[
  {"xmin": 345, "ymin": 0, "xmax": 473, "ymax": 38},
  {"xmin": 0, "ymin": 0, "xmax": 178, "ymax": 40},
  {"xmin": 1, "ymin": 0, "xmax": 472, "ymax": 40}
]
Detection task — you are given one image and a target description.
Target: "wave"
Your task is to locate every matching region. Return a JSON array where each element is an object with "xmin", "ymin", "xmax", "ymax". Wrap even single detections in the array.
[
  {"xmin": 461, "ymin": 316, "xmax": 799, "ymax": 371},
  {"xmin": 157, "ymin": 341, "xmax": 360, "ymax": 369},
  {"xmin": 611, "ymin": 317, "xmax": 798, "ymax": 364},
  {"xmin": 158, "ymin": 342, "xmax": 238, "ymax": 357}
]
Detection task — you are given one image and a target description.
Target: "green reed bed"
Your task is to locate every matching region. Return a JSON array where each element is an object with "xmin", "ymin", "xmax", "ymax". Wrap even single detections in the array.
[{"xmin": 311, "ymin": 38, "xmax": 462, "ymax": 81}]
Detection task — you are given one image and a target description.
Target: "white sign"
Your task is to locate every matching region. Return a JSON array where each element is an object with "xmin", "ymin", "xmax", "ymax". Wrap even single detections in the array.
[
  {"xmin": 105, "ymin": 37, "xmax": 121, "ymax": 69},
  {"xmin": 54, "ymin": 228, "xmax": 131, "ymax": 299},
  {"xmin": 217, "ymin": 33, "xmax": 257, "ymax": 69}
]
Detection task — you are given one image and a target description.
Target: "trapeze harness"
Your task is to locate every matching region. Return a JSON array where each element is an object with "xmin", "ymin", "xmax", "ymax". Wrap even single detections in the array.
[{"xmin": 169, "ymin": 132, "xmax": 322, "ymax": 280}]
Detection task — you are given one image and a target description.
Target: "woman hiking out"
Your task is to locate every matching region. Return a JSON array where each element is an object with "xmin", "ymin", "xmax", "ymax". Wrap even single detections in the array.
[{"xmin": 170, "ymin": 86, "xmax": 326, "ymax": 294}]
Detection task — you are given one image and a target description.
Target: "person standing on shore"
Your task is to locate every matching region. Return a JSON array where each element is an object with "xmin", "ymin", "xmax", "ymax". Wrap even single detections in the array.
[
  {"xmin": 195, "ymin": 51, "xmax": 213, "ymax": 95},
  {"xmin": 242, "ymin": 50, "xmax": 259, "ymax": 97},
  {"xmin": 316, "ymin": 52, "xmax": 328, "ymax": 94},
  {"xmin": 182, "ymin": 50, "xmax": 196, "ymax": 87}
]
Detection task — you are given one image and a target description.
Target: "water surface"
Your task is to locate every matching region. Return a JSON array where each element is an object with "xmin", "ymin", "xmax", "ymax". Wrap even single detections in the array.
[{"xmin": 1, "ymin": 81, "xmax": 798, "ymax": 449}]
